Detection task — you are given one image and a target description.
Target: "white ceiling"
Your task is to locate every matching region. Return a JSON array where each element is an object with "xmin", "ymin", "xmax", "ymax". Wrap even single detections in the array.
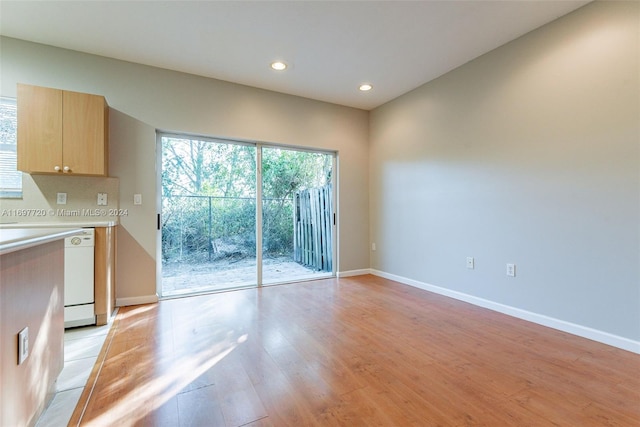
[{"xmin": 0, "ymin": 1, "xmax": 590, "ymax": 111}]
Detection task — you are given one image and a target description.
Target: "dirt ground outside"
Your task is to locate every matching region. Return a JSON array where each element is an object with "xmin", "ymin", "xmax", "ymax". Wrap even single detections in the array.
[{"xmin": 161, "ymin": 256, "xmax": 330, "ymax": 296}]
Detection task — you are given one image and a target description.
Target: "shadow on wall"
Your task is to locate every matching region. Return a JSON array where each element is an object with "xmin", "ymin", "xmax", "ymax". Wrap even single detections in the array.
[
  {"xmin": 116, "ymin": 225, "xmax": 157, "ymax": 304},
  {"xmin": 108, "ymin": 108, "xmax": 158, "ymax": 305}
]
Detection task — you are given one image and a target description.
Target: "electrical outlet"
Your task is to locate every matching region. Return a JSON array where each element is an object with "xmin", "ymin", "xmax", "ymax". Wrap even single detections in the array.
[
  {"xmin": 466, "ymin": 257, "xmax": 474, "ymax": 269},
  {"xmin": 134, "ymin": 194, "xmax": 143, "ymax": 205},
  {"xmin": 56, "ymin": 193, "xmax": 67, "ymax": 205},
  {"xmin": 371, "ymin": 243, "xmax": 376, "ymax": 251},
  {"xmin": 18, "ymin": 327, "xmax": 29, "ymax": 365},
  {"xmin": 97, "ymin": 193, "xmax": 108, "ymax": 206},
  {"xmin": 506, "ymin": 263, "xmax": 516, "ymax": 277}
]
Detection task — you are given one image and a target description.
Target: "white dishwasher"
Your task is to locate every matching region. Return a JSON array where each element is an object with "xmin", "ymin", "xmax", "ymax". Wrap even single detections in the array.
[{"xmin": 64, "ymin": 228, "xmax": 96, "ymax": 328}]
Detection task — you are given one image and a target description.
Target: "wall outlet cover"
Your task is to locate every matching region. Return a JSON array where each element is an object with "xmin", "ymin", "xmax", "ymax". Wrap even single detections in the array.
[{"xmin": 56, "ymin": 193, "xmax": 67, "ymax": 205}]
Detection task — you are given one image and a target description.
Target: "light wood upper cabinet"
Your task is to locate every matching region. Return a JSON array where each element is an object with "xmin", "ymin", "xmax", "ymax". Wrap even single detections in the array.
[
  {"xmin": 17, "ymin": 83, "xmax": 109, "ymax": 176},
  {"xmin": 17, "ymin": 85, "xmax": 63, "ymax": 173}
]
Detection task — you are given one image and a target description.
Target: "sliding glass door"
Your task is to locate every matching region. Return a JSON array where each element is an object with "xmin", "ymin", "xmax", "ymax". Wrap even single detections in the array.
[
  {"xmin": 159, "ymin": 134, "xmax": 334, "ymax": 297},
  {"xmin": 261, "ymin": 146, "xmax": 334, "ymax": 285},
  {"xmin": 160, "ymin": 136, "xmax": 257, "ymax": 296}
]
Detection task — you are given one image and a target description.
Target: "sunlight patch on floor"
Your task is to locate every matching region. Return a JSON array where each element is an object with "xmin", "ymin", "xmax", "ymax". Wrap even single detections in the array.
[{"xmin": 85, "ymin": 330, "xmax": 246, "ymax": 426}]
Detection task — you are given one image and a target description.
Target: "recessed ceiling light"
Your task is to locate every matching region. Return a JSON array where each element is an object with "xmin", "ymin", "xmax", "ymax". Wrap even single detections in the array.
[
  {"xmin": 271, "ymin": 61, "xmax": 287, "ymax": 71},
  {"xmin": 359, "ymin": 84, "xmax": 373, "ymax": 91}
]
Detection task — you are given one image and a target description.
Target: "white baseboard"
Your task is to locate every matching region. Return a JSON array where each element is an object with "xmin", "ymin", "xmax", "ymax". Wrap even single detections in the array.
[
  {"xmin": 370, "ymin": 269, "xmax": 640, "ymax": 354},
  {"xmin": 116, "ymin": 294, "xmax": 159, "ymax": 307},
  {"xmin": 338, "ymin": 268, "xmax": 372, "ymax": 278}
]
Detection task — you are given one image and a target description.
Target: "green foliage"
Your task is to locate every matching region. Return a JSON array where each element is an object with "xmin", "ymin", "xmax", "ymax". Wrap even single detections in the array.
[
  {"xmin": 262, "ymin": 148, "xmax": 331, "ymax": 198},
  {"xmin": 161, "ymin": 137, "xmax": 331, "ymax": 264}
]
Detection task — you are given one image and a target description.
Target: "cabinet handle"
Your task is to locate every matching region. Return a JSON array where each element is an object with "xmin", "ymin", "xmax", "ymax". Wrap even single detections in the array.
[
  {"xmin": 63, "ymin": 166, "xmax": 70, "ymax": 173},
  {"xmin": 54, "ymin": 166, "xmax": 61, "ymax": 172}
]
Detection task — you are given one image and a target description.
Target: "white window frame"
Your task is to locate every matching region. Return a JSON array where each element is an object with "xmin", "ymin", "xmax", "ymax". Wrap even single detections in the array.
[{"xmin": 0, "ymin": 96, "xmax": 22, "ymax": 198}]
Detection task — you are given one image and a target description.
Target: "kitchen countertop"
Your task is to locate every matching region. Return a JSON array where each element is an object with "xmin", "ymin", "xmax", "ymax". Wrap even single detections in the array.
[{"xmin": 0, "ymin": 227, "xmax": 84, "ymax": 255}]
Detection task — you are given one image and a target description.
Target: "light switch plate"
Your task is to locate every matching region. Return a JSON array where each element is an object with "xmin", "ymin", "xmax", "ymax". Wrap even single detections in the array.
[
  {"xmin": 56, "ymin": 193, "xmax": 67, "ymax": 205},
  {"xmin": 134, "ymin": 194, "xmax": 142, "ymax": 205},
  {"xmin": 18, "ymin": 327, "xmax": 29, "ymax": 365},
  {"xmin": 97, "ymin": 193, "xmax": 108, "ymax": 206}
]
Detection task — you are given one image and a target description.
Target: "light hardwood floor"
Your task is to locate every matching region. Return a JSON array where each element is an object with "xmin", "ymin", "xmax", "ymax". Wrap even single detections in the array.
[{"xmin": 70, "ymin": 275, "xmax": 639, "ymax": 426}]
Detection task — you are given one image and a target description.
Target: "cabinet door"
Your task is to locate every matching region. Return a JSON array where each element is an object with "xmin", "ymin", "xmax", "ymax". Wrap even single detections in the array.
[
  {"xmin": 17, "ymin": 84, "xmax": 63, "ymax": 173},
  {"xmin": 62, "ymin": 91, "xmax": 108, "ymax": 175}
]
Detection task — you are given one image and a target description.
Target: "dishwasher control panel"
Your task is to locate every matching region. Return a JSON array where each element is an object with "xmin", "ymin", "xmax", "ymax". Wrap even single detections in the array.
[{"xmin": 66, "ymin": 229, "xmax": 94, "ymax": 247}]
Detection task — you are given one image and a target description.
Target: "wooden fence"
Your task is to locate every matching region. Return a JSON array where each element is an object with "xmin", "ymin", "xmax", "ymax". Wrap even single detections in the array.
[{"xmin": 293, "ymin": 185, "xmax": 333, "ymax": 272}]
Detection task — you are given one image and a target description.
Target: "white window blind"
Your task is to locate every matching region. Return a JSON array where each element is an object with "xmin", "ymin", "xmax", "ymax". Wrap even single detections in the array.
[{"xmin": 0, "ymin": 97, "xmax": 22, "ymax": 198}]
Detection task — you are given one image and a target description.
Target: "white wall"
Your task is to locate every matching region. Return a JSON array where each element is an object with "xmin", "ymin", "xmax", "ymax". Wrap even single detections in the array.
[
  {"xmin": 370, "ymin": 1, "xmax": 639, "ymax": 344},
  {"xmin": 1, "ymin": 37, "xmax": 370, "ymax": 302}
]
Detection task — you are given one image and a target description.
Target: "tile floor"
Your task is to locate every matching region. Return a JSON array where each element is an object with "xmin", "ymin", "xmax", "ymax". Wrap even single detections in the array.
[{"xmin": 35, "ymin": 315, "xmax": 115, "ymax": 427}]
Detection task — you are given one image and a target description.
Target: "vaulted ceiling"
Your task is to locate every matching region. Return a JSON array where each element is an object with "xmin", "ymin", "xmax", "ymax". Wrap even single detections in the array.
[{"xmin": 0, "ymin": 1, "xmax": 590, "ymax": 110}]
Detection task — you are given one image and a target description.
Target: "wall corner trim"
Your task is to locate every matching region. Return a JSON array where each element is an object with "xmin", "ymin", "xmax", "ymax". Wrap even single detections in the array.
[
  {"xmin": 338, "ymin": 269, "xmax": 372, "ymax": 278},
  {"xmin": 370, "ymin": 269, "xmax": 640, "ymax": 355},
  {"xmin": 116, "ymin": 294, "xmax": 159, "ymax": 307}
]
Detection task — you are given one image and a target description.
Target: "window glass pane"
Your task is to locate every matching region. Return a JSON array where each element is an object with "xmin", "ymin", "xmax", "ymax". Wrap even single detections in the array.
[{"xmin": 0, "ymin": 97, "xmax": 21, "ymax": 198}]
